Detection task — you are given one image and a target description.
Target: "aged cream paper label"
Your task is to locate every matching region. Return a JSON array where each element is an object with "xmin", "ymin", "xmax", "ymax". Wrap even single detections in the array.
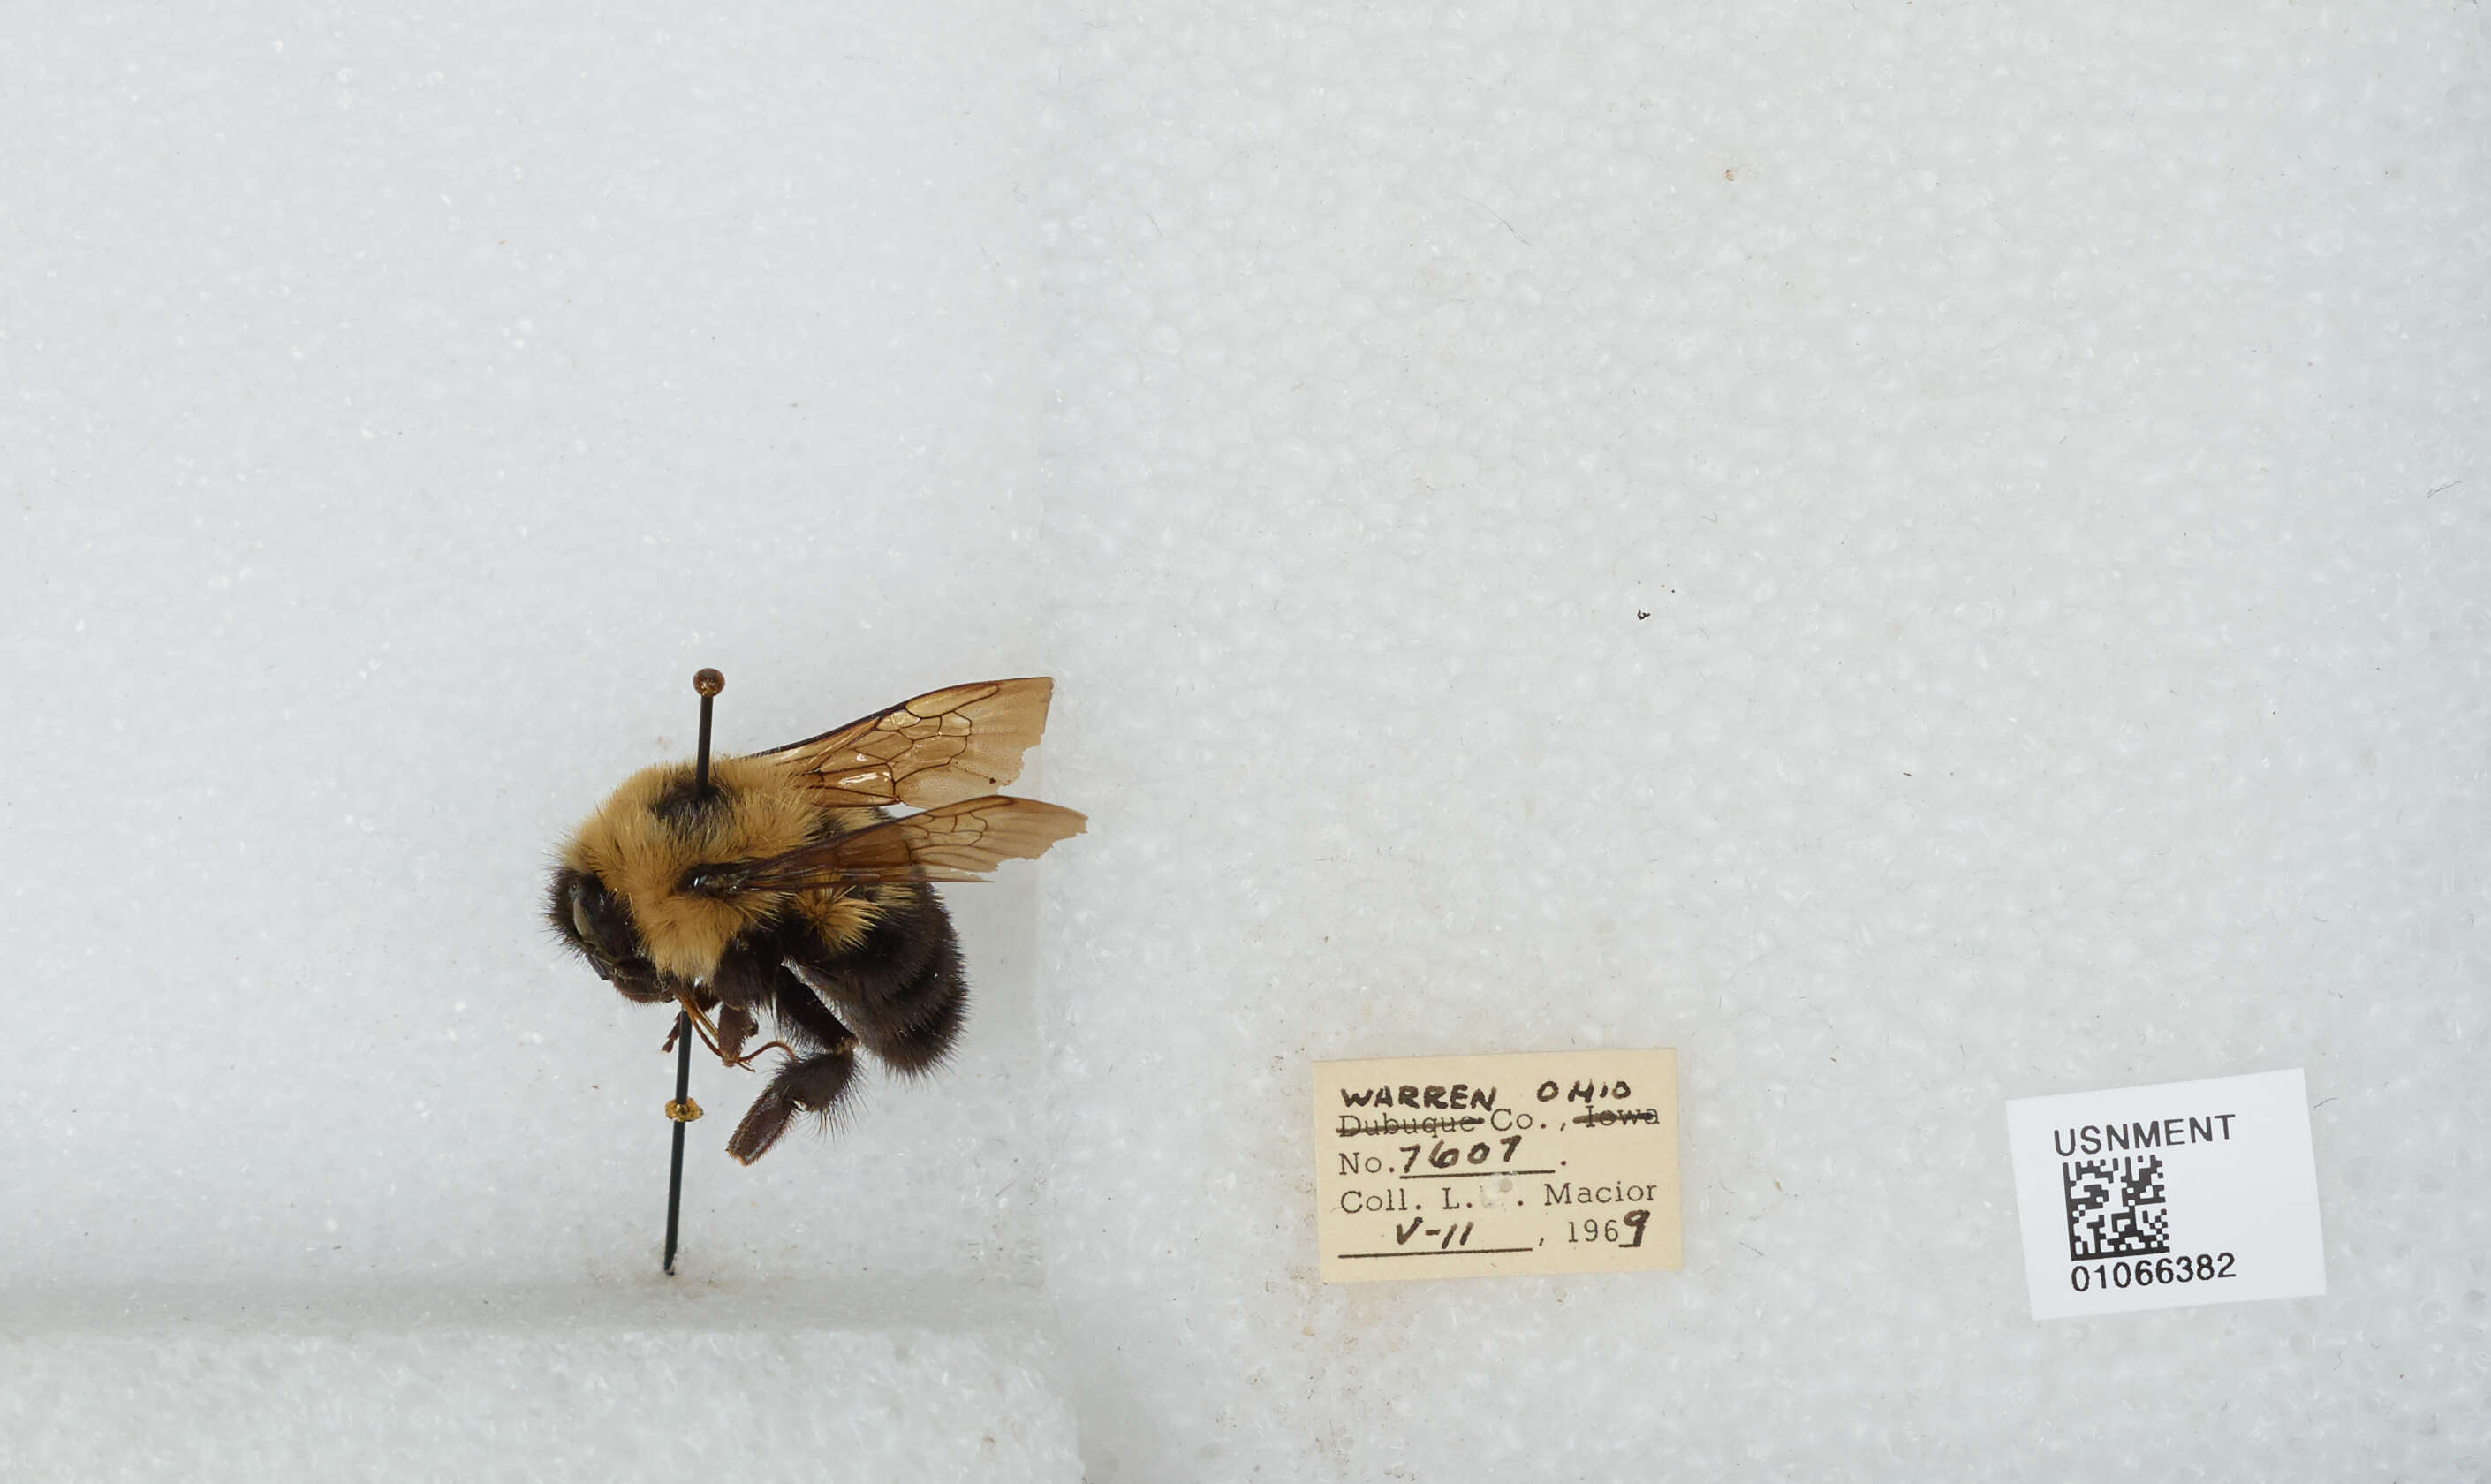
[
  {"xmin": 1313, "ymin": 1048, "xmax": 1681, "ymax": 1283},
  {"xmin": 2005, "ymin": 1068, "xmax": 2327, "ymax": 1321}
]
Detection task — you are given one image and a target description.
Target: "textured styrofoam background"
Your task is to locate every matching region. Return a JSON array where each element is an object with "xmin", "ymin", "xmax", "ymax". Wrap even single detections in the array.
[
  {"xmin": 4, "ymin": 5, "xmax": 1056, "ymax": 1291},
  {"xmin": 0, "ymin": 1285, "xmax": 1080, "ymax": 1484},
  {"xmin": 5, "ymin": 2, "xmax": 2487, "ymax": 1480}
]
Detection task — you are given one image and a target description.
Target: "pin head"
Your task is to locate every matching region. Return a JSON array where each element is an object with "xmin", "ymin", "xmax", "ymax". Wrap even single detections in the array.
[{"xmin": 693, "ymin": 668, "xmax": 725, "ymax": 698}]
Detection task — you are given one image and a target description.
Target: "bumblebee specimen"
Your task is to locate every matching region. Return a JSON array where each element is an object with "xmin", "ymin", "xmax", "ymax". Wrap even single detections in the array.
[{"xmin": 549, "ymin": 678, "xmax": 1083, "ymax": 1163}]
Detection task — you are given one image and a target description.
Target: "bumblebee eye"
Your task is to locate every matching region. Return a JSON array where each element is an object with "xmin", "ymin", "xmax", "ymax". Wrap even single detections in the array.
[{"xmin": 563, "ymin": 872, "xmax": 638, "ymax": 958}]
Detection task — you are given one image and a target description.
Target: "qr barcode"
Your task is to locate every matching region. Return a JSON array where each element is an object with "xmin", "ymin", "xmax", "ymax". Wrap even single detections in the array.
[{"xmin": 2062, "ymin": 1155, "xmax": 2169, "ymax": 1261}]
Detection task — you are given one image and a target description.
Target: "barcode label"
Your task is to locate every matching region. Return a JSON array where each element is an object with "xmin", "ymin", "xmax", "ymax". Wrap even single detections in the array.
[
  {"xmin": 2005, "ymin": 1069, "xmax": 2326, "ymax": 1321},
  {"xmin": 2062, "ymin": 1154, "xmax": 2168, "ymax": 1261}
]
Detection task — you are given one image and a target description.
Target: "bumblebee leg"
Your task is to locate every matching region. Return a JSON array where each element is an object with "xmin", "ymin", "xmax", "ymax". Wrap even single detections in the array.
[
  {"xmin": 784, "ymin": 890, "xmax": 967, "ymax": 1075},
  {"xmin": 716, "ymin": 1003, "xmax": 759, "ymax": 1064},
  {"xmin": 714, "ymin": 1003, "xmax": 796, "ymax": 1069},
  {"xmin": 766, "ymin": 971, "xmax": 857, "ymax": 1052},
  {"xmin": 719, "ymin": 972, "xmax": 867, "ymax": 1163},
  {"xmin": 726, "ymin": 1042, "xmax": 858, "ymax": 1165},
  {"xmin": 661, "ymin": 987, "xmax": 727, "ymax": 1054},
  {"xmin": 727, "ymin": 1088, "xmax": 794, "ymax": 1164},
  {"xmin": 670, "ymin": 988, "xmax": 729, "ymax": 1058},
  {"xmin": 708, "ymin": 938, "xmax": 780, "ymax": 1008}
]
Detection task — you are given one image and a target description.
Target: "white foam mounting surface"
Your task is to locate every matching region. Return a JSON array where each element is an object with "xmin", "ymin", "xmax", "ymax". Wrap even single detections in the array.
[{"xmin": 4, "ymin": 3, "xmax": 2484, "ymax": 1480}]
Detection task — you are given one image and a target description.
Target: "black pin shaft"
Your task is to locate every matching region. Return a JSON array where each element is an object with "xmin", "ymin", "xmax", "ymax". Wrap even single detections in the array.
[
  {"xmin": 663, "ymin": 667, "xmax": 726, "ymax": 1276},
  {"xmin": 662, "ymin": 1015, "xmax": 691, "ymax": 1275}
]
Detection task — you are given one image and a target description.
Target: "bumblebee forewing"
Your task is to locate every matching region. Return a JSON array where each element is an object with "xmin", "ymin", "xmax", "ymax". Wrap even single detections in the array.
[{"xmin": 760, "ymin": 678, "xmax": 1055, "ymax": 808}]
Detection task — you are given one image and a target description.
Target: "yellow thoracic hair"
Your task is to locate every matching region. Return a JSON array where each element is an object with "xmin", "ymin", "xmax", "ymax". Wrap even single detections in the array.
[{"xmin": 559, "ymin": 754, "xmax": 834, "ymax": 982}]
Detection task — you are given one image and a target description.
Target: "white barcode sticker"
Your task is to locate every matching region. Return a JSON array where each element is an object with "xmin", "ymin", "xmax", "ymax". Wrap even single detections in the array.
[{"xmin": 2005, "ymin": 1068, "xmax": 2326, "ymax": 1320}]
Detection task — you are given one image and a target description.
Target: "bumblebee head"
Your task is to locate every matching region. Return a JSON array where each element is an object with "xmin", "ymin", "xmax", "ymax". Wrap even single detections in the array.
[{"xmin": 548, "ymin": 864, "xmax": 672, "ymax": 1003}]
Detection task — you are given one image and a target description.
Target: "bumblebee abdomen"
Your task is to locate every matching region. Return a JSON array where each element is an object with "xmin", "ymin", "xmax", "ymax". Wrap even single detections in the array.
[{"xmin": 786, "ymin": 890, "xmax": 967, "ymax": 1074}]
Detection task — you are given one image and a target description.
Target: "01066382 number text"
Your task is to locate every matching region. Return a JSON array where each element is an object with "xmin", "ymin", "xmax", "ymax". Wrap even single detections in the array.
[{"xmin": 2071, "ymin": 1252, "xmax": 2236, "ymax": 1291}]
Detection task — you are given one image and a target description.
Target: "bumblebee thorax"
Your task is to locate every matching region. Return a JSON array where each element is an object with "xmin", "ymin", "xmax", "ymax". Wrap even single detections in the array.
[{"xmin": 559, "ymin": 754, "xmax": 820, "ymax": 981}]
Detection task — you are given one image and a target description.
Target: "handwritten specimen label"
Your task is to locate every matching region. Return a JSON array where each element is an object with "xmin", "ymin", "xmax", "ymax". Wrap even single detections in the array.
[{"xmin": 1313, "ymin": 1048, "xmax": 1681, "ymax": 1283}]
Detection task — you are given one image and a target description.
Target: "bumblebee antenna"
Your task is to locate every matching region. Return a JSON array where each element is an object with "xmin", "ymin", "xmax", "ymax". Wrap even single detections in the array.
[{"xmin": 662, "ymin": 665, "xmax": 726, "ymax": 1276}]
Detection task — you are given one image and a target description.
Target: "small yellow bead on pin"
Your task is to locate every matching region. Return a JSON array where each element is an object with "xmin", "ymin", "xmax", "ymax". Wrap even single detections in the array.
[{"xmin": 665, "ymin": 1098, "xmax": 703, "ymax": 1123}]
